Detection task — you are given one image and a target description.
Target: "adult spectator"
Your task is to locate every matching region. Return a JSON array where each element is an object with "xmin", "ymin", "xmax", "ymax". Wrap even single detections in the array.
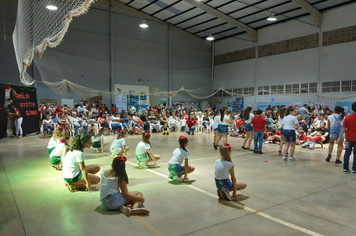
[
  {"xmin": 41, "ymin": 103, "xmax": 52, "ymax": 119},
  {"xmin": 50, "ymin": 113, "xmax": 58, "ymax": 124},
  {"xmin": 91, "ymin": 104, "xmax": 99, "ymax": 118},
  {"xmin": 77, "ymin": 102, "xmax": 85, "ymax": 116},
  {"xmin": 297, "ymin": 104, "xmax": 309, "ymax": 120},
  {"xmin": 70, "ymin": 112, "xmax": 87, "ymax": 135},
  {"xmin": 266, "ymin": 105, "xmax": 273, "ymax": 112},
  {"xmin": 129, "ymin": 104, "xmax": 136, "ymax": 116},
  {"xmin": 310, "ymin": 122, "xmax": 329, "ymax": 143},
  {"xmin": 111, "ymin": 104, "xmax": 118, "ymax": 114},
  {"xmin": 41, "ymin": 115, "xmax": 54, "ymax": 139},
  {"xmin": 338, "ymin": 102, "xmax": 356, "ymax": 173},
  {"xmin": 7, "ymin": 104, "xmax": 23, "ymax": 139}
]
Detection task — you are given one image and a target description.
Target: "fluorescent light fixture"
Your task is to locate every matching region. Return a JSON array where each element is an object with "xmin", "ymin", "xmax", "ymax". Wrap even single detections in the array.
[
  {"xmin": 46, "ymin": 5, "xmax": 58, "ymax": 11},
  {"xmin": 267, "ymin": 13, "xmax": 277, "ymax": 21},
  {"xmin": 206, "ymin": 34, "xmax": 214, "ymax": 41},
  {"xmin": 139, "ymin": 19, "xmax": 148, "ymax": 28}
]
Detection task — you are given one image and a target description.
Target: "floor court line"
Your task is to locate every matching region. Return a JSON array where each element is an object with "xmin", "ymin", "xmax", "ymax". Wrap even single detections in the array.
[
  {"xmin": 124, "ymin": 159, "xmax": 324, "ymax": 236},
  {"xmin": 134, "ymin": 215, "xmax": 165, "ymax": 236}
]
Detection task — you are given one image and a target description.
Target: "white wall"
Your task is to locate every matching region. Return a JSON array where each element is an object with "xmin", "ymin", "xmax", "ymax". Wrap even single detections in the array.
[
  {"xmin": 214, "ymin": 2, "xmax": 356, "ymax": 109},
  {"xmin": 0, "ymin": 1, "xmax": 213, "ymax": 107}
]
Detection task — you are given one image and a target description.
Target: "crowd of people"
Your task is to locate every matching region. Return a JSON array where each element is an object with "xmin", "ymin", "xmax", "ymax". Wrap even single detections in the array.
[{"xmin": 7, "ymin": 100, "xmax": 355, "ymax": 216}]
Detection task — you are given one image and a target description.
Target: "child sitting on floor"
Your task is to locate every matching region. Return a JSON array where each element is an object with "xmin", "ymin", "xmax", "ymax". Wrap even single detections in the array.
[
  {"xmin": 134, "ymin": 122, "xmax": 144, "ymax": 135},
  {"xmin": 167, "ymin": 136, "xmax": 195, "ymax": 182},
  {"xmin": 49, "ymin": 135, "xmax": 71, "ymax": 170},
  {"xmin": 161, "ymin": 123, "xmax": 170, "ymax": 135},
  {"xmin": 301, "ymin": 132, "xmax": 324, "ymax": 150},
  {"xmin": 92, "ymin": 127, "xmax": 109, "ymax": 153},
  {"xmin": 135, "ymin": 131, "xmax": 161, "ymax": 168},
  {"xmin": 110, "ymin": 130, "xmax": 130, "ymax": 157},
  {"xmin": 100, "ymin": 156, "xmax": 150, "ymax": 216},
  {"xmin": 296, "ymin": 130, "xmax": 307, "ymax": 145},
  {"xmin": 230, "ymin": 123, "xmax": 239, "ymax": 137},
  {"xmin": 47, "ymin": 126, "xmax": 62, "ymax": 155},
  {"xmin": 215, "ymin": 143, "xmax": 247, "ymax": 201}
]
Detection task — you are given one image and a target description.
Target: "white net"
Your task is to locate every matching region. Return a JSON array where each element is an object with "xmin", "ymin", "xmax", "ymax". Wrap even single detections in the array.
[{"xmin": 13, "ymin": 0, "xmax": 95, "ymax": 86}]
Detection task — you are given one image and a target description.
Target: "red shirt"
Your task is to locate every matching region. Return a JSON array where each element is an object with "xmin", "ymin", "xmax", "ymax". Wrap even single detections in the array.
[
  {"xmin": 343, "ymin": 113, "xmax": 356, "ymax": 141},
  {"xmin": 111, "ymin": 107, "xmax": 118, "ymax": 114},
  {"xmin": 299, "ymin": 134, "xmax": 307, "ymax": 142},
  {"xmin": 186, "ymin": 119, "xmax": 196, "ymax": 127},
  {"xmin": 310, "ymin": 136, "xmax": 322, "ymax": 143},
  {"xmin": 235, "ymin": 120, "xmax": 243, "ymax": 127},
  {"xmin": 275, "ymin": 131, "xmax": 281, "ymax": 135},
  {"xmin": 251, "ymin": 116, "xmax": 266, "ymax": 132},
  {"xmin": 14, "ymin": 108, "xmax": 22, "ymax": 119}
]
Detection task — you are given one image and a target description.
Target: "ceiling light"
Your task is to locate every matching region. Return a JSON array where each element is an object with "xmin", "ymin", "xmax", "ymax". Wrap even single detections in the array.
[
  {"xmin": 206, "ymin": 34, "xmax": 214, "ymax": 41},
  {"xmin": 139, "ymin": 19, "xmax": 148, "ymax": 28},
  {"xmin": 267, "ymin": 13, "xmax": 277, "ymax": 21},
  {"xmin": 46, "ymin": 5, "xmax": 58, "ymax": 11}
]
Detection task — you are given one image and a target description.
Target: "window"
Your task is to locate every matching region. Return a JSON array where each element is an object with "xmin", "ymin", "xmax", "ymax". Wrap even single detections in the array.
[
  {"xmin": 285, "ymin": 84, "xmax": 292, "ymax": 93},
  {"xmin": 258, "ymin": 86, "xmax": 269, "ymax": 95},
  {"xmin": 213, "ymin": 89, "xmax": 218, "ymax": 97},
  {"xmin": 322, "ymin": 81, "xmax": 340, "ymax": 93},
  {"xmin": 309, "ymin": 83, "xmax": 317, "ymax": 93},
  {"xmin": 244, "ymin": 87, "xmax": 254, "ymax": 96},
  {"xmin": 341, "ymin": 80, "xmax": 352, "ymax": 92},
  {"xmin": 223, "ymin": 89, "xmax": 232, "ymax": 97},
  {"xmin": 301, "ymin": 83, "xmax": 308, "ymax": 93},
  {"xmin": 271, "ymin": 85, "xmax": 284, "ymax": 94},
  {"xmin": 234, "ymin": 88, "xmax": 243, "ymax": 96},
  {"xmin": 292, "ymin": 84, "xmax": 299, "ymax": 93}
]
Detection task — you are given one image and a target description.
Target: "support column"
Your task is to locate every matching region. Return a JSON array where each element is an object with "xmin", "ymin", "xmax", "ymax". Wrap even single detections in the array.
[
  {"xmin": 110, "ymin": 1, "xmax": 115, "ymax": 105},
  {"xmin": 168, "ymin": 24, "xmax": 172, "ymax": 107}
]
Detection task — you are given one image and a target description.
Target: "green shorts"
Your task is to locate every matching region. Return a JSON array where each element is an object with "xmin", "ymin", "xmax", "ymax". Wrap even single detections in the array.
[
  {"xmin": 92, "ymin": 142, "xmax": 101, "ymax": 148},
  {"xmin": 136, "ymin": 153, "xmax": 150, "ymax": 163},
  {"xmin": 49, "ymin": 156, "xmax": 61, "ymax": 165},
  {"xmin": 64, "ymin": 172, "xmax": 83, "ymax": 183},
  {"xmin": 48, "ymin": 148, "xmax": 55, "ymax": 155}
]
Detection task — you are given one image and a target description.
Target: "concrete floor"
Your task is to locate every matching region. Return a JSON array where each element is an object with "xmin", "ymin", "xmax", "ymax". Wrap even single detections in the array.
[{"xmin": 1, "ymin": 132, "xmax": 356, "ymax": 236}]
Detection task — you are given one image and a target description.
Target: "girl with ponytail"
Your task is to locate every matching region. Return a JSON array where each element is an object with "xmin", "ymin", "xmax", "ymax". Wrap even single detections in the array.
[
  {"xmin": 241, "ymin": 107, "xmax": 254, "ymax": 151},
  {"xmin": 92, "ymin": 127, "xmax": 109, "ymax": 153},
  {"xmin": 49, "ymin": 135, "xmax": 71, "ymax": 170},
  {"xmin": 167, "ymin": 136, "xmax": 195, "ymax": 182},
  {"xmin": 135, "ymin": 131, "xmax": 161, "ymax": 168},
  {"xmin": 62, "ymin": 134, "xmax": 101, "ymax": 192},
  {"xmin": 215, "ymin": 143, "xmax": 246, "ymax": 201},
  {"xmin": 100, "ymin": 156, "xmax": 150, "ymax": 216},
  {"xmin": 47, "ymin": 126, "xmax": 62, "ymax": 155},
  {"xmin": 326, "ymin": 105, "xmax": 345, "ymax": 163},
  {"xmin": 110, "ymin": 130, "xmax": 130, "ymax": 157}
]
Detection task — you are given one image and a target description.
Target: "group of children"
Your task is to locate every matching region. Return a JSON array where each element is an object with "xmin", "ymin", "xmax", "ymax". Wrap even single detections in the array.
[{"xmin": 46, "ymin": 126, "xmax": 247, "ymax": 217}]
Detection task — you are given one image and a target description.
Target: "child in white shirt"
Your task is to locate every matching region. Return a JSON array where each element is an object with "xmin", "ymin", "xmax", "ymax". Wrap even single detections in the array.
[
  {"xmin": 167, "ymin": 136, "xmax": 195, "ymax": 182},
  {"xmin": 215, "ymin": 143, "xmax": 247, "ymax": 201},
  {"xmin": 135, "ymin": 132, "xmax": 161, "ymax": 168},
  {"xmin": 110, "ymin": 130, "xmax": 129, "ymax": 157},
  {"xmin": 49, "ymin": 135, "xmax": 71, "ymax": 170}
]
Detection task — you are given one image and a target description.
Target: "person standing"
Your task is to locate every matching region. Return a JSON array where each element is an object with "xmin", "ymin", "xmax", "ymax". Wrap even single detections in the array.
[
  {"xmin": 7, "ymin": 104, "xmax": 23, "ymax": 139},
  {"xmin": 326, "ymin": 106, "xmax": 345, "ymax": 163},
  {"xmin": 338, "ymin": 102, "xmax": 356, "ymax": 173},
  {"xmin": 250, "ymin": 109, "xmax": 266, "ymax": 154},
  {"xmin": 282, "ymin": 107, "xmax": 299, "ymax": 161}
]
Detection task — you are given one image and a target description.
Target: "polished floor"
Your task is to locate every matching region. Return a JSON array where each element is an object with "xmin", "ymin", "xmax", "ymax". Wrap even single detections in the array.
[{"xmin": 0, "ymin": 131, "xmax": 356, "ymax": 236}]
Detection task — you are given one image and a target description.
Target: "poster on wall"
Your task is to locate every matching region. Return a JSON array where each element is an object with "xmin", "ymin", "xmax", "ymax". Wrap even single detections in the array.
[
  {"xmin": 336, "ymin": 102, "xmax": 353, "ymax": 114},
  {"xmin": 0, "ymin": 84, "xmax": 39, "ymax": 137},
  {"xmin": 232, "ymin": 97, "xmax": 244, "ymax": 113},
  {"xmin": 115, "ymin": 94, "xmax": 127, "ymax": 112},
  {"xmin": 257, "ymin": 102, "xmax": 288, "ymax": 111},
  {"xmin": 173, "ymin": 101, "xmax": 200, "ymax": 109},
  {"xmin": 160, "ymin": 99, "xmax": 167, "ymax": 105},
  {"xmin": 127, "ymin": 95, "xmax": 139, "ymax": 111}
]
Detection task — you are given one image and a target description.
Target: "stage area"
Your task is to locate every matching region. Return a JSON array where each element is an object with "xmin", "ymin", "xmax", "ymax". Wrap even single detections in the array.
[{"xmin": 1, "ymin": 133, "xmax": 356, "ymax": 236}]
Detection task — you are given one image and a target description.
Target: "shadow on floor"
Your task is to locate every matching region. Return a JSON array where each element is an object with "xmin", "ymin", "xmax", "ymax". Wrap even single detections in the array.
[
  {"xmin": 94, "ymin": 205, "xmax": 121, "ymax": 215},
  {"xmin": 168, "ymin": 180, "xmax": 196, "ymax": 185}
]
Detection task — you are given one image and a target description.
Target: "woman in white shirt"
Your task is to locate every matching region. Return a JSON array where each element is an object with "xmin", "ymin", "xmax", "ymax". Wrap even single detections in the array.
[
  {"xmin": 62, "ymin": 134, "xmax": 100, "ymax": 192},
  {"xmin": 214, "ymin": 108, "xmax": 234, "ymax": 149},
  {"xmin": 241, "ymin": 107, "xmax": 254, "ymax": 151},
  {"xmin": 326, "ymin": 106, "xmax": 345, "ymax": 163},
  {"xmin": 282, "ymin": 107, "xmax": 299, "ymax": 161},
  {"xmin": 215, "ymin": 143, "xmax": 246, "ymax": 201},
  {"xmin": 168, "ymin": 111, "xmax": 179, "ymax": 132}
]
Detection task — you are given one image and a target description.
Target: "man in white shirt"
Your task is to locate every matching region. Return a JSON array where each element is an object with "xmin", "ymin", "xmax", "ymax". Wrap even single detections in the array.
[
  {"xmin": 77, "ymin": 102, "xmax": 85, "ymax": 116},
  {"xmin": 129, "ymin": 104, "xmax": 136, "ymax": 115}
]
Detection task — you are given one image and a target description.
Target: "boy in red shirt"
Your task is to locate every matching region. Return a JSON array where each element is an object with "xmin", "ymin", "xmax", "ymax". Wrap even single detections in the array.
[
  {"xmin": 251, "ymin": 109, "xmax": 266, "ymax": 154},
  {"xmin": 338, "ymin": 102, "xmax": 356, "ymax": 173},
  {"xmin": 301, "ymin": 132, "xmax": 323, "ymax": 150},
  {"xmin": 296, "ymin": 131, "xmax": 307, "ymax": 145}
]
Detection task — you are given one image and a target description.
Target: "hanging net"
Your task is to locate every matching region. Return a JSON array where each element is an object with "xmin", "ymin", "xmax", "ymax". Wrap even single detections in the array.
[{"xmin": 13, "ymin": 0, "xmax": 96, "ymax": 86}]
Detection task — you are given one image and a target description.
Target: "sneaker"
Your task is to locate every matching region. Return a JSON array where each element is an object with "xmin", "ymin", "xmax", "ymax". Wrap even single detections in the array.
[
  {"xmin": 343, "ymin": 169, "xmax": 350, "ymax": 173},
  {"xmin": 253, "ymin": 150, "xmax": 258, "ymax": 153},
  {"xmin": 131, "ymin": 208, "xmax": 150, "ymax": 215},
  {"xmin": 278, "ymin": 151, "xmax": 282, "ymax": 155},
  {"xmin": 259, "ymin": 151, "xmax": 263, "ymax": 154},
  {"xmin": 264, "ymin": 141, "xmax": 269, "ymax": 144},
  {"xmin": 335, "ymin": 160, "xmax": 342, "ymax": 164},
  {"xmin": 168, "ymin": 173, "xmax": 175, "ymax": 179},
  {"xmin": 221, "ymin": 190, "xmax": 232, "ymax": 201},
  {"xmin": 352, "ymin": 170, "xmax": 356, "ymax": 174},
  {"xmin": 241, "ymin": 146, "xmax": 246, "ymax": 150},
  {"xmin": 174, "ymin": 176, "xmax": 183, "ymax": 182},
  {"xmin": 282, "ymin": 156, "xmax": 287, "ymax": 161},
  {"xmin": 139, "ymin": 162, "xmax": 147, "ymax": 168},
  {"xmin": 119, "ymin": 205, "xmax": 131, "ymax": 217},
  {"xmin": 214, "ymin": 144, "xmax": 218, "ymax": 150},
  {"xmin": 325, "ymin": 154, "xmax": 332, "ymax": 162},
  {"xmin": 217, "ymin": 189, "xmax": 224, "ymax": 199},
  {"xmin": 289, "ymin": 157, "xmax": 297, "ymax": 161}
]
